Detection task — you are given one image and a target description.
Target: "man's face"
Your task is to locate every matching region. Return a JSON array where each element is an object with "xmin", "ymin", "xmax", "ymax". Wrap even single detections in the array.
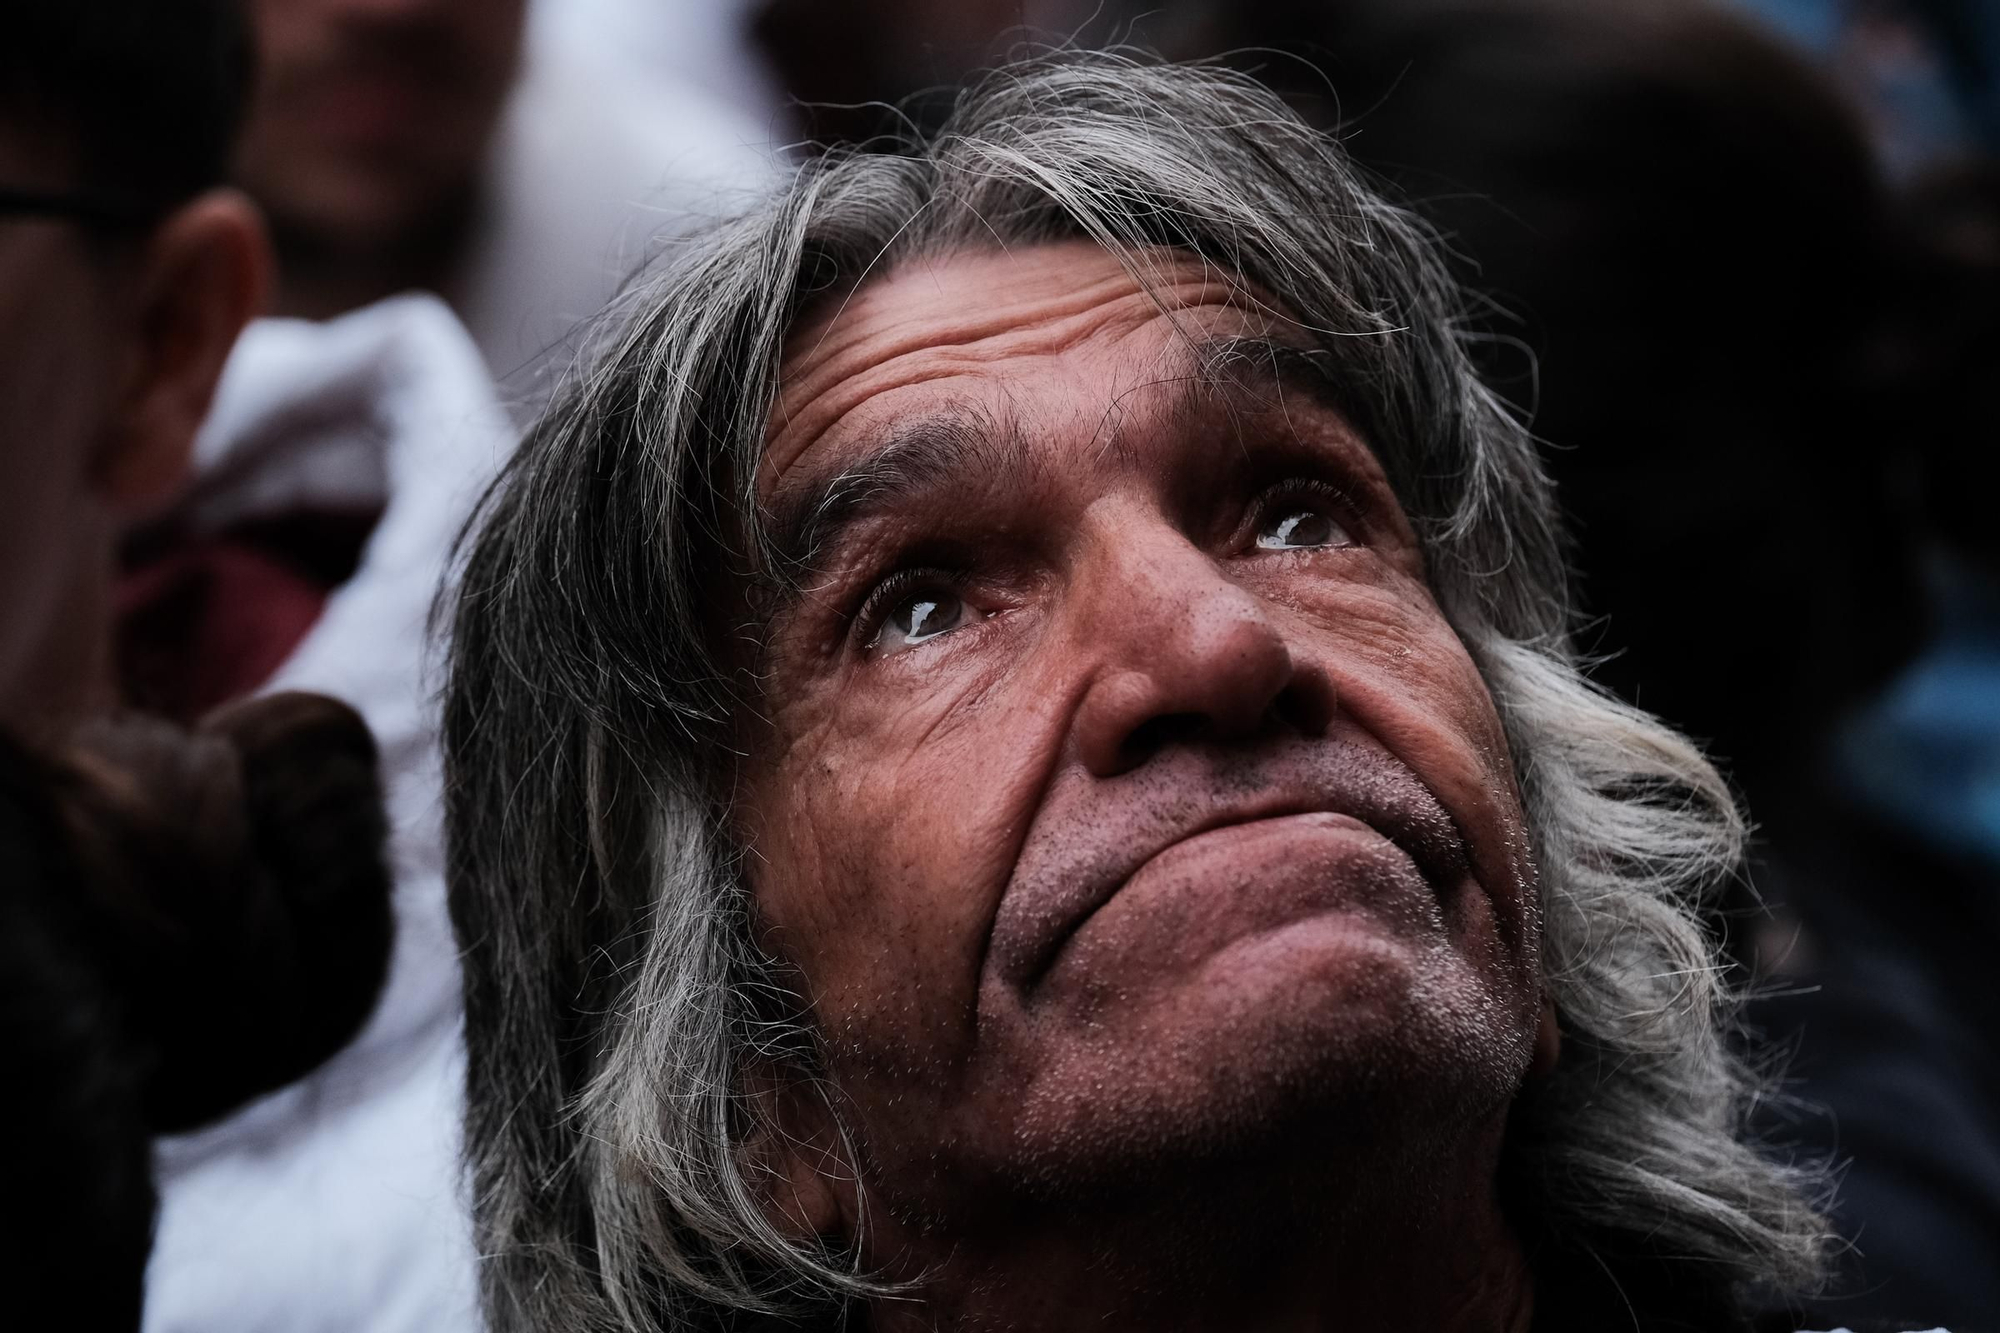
[
  {"xmin": 237, "ymin": 0, "xmax": 525, "ymax": 251},
  {"xmin": 740, "ymin": 243, "xmax": 1543, "ymax": 1242}
]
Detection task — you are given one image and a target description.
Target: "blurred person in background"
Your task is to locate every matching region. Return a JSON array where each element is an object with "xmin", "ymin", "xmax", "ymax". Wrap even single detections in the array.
[
  {"xmin": 1710, "ymin": 9, "xmax": 2000, "ymax": 1320},
  {"xmin": 1761, "ymin": 153, "xmax": 2000, "ymax": 1333},
  {"xmin": 132, "ymin": 246, "xmax": 516, "ymax": 1330},
  {"xmin": 105, "ymin": 3, "xmax": 775, "ymax": 1328},
  {"xmin": 238, "ymin": 0, "xmax": 769, "ymax": 415},
  {"xmin": 0, "ymin": 5, "xmax": 524, "ymax": 1333},
  {"xmin": 0, "ymin": 0, "xmax": 267, "ymax": 739},
  {"xmin": 0, "ymin": 2, "xmax": 396, "ymax": 1328}
]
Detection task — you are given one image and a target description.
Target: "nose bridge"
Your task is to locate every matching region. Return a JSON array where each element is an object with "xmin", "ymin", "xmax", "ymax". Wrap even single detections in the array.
[
  {"xmin": 1067, "ymin": 498, "xmax": 1327, "ymax": 777},
  {"xmin": 1074, "ymin": 498, "xmax": 1257, "ymax": 655}
]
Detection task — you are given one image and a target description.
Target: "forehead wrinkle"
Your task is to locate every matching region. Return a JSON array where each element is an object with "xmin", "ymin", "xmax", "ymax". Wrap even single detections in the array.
[
  {"xmin": 1089, "ymin": 332, "xmax": 1356, "ymax": 471},
  {"xmin": 767, "ymin": 249, "xmax": 1264, "ymax": 486},
  {"xmin": 771, "ymin": 268, "xmax": 1162, "ymax": 470}
]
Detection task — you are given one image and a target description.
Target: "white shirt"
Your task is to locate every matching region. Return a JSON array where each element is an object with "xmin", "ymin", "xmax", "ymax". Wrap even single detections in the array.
[{"xmin": 143, "ymin": 296, "xmax": 513, "ymax": 1333}]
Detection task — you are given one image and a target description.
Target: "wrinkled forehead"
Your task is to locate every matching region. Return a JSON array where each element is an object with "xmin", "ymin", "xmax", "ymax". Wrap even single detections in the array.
[{"xmin": 761, "ymin": 242, "xmax": 1300, "ymax": 499}]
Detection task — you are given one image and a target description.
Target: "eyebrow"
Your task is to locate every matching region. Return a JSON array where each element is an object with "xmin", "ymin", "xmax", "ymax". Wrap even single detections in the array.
[
  {"xmin": 758, "ymin": 334, "xmax": 1357, "ymax": 597},
  {"xmin": 761, "ymin": 402, "xmax": 1030, "ymax": 600},
  {"xmin": 1192, "ymin": 334, "xmax": 1353, "ymax": 420}
]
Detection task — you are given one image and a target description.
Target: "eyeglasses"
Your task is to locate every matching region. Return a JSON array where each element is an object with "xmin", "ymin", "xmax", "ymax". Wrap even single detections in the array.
[{"xmin": 0, "ymin": 186, "xmax": 162, "ymax": 230}]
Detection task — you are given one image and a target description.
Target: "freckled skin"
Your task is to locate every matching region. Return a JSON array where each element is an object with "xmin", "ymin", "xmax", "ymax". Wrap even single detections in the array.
[{"xmin": 738, "ymin": 244, "xmax": 1543, "ymax": 1330}]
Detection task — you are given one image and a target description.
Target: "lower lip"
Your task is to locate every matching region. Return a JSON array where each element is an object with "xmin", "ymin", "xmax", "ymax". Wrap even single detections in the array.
[{"xmin": 1046, "ymin": 813, "xmax": 1437, "ymax": 983}]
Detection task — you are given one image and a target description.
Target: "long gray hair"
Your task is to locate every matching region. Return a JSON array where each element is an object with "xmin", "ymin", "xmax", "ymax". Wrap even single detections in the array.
[{"xmin": 442, "ymin": 53, "xmax": 1829, "ymax": 1332}]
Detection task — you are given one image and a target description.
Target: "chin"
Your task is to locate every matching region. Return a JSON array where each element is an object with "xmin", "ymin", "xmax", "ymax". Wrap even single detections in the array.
[{"xmin": 929, "ymin": 924, "xmax": 1533, "ymax": 1213}]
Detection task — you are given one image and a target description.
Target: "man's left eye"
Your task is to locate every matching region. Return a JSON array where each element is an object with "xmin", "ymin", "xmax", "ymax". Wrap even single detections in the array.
[
  {"xmin": 886, "ymin": 591, "xmax": 964, "ymax": 646},
  {"xmin": 858, "ymin": 569, "xmax": 982, "ymax": 657},
  {"xmin": 1255, "ymin": 506, "xmax": 1353, "ymax": 550}
]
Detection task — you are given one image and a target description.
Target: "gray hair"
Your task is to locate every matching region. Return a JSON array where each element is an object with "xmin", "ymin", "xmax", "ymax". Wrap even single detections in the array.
[{"xmin": 442, "ymin": 53, "xmax": 1829, "ymax": 1333}]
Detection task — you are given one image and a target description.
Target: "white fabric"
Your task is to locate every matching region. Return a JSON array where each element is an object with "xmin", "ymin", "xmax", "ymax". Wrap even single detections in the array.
[
  {"xmin": 450, "ymin": 37, "xmax": 777, "ymax": 419},
  {"xmin": 142, "ymin": 295, "xmax": 514, "ymax": 1333},
  {"xmin": 529, "ymin": 0, "xmax": 787, "ymax": 143}
]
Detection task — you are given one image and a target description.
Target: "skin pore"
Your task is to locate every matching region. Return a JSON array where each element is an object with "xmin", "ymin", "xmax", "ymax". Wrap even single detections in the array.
[{"xmin": 736, "ymin": 242, "xmax": 1554, "ymax": 1332}]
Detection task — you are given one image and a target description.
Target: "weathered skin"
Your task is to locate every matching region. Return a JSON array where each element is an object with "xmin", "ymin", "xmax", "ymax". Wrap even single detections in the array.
[{"xmin": 737, "ymin": 242, "xmax": 1549, "ymax": 1332}]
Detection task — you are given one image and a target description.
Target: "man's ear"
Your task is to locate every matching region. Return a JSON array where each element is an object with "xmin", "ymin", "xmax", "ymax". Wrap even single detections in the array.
[
  {"xmin": 740, "ymin": 1066, "xmax": 858, "ymax": 1246},
  {"xmin": 95, "ymin": 188, "xmax": 270, "ymax": 517}
]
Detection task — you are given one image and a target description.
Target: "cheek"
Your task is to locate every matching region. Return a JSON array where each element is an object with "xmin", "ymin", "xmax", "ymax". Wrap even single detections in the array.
[
  {"xmin": 743, "ymin": 660, "xmax": 1061, "ymax": 1068},
  {"xmin": 0, "ymin": 260, "xmax": 109, "ymax": 450},
  {"xmin": 0, "ymin": 270, "xmax": 116, "ymax": 644},
  {"xmin": 1291, "ymin": 574, "xmax": 1536, "ymax": 952}
]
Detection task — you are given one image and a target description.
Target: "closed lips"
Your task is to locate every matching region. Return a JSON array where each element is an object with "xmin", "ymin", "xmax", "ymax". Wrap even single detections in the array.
[{"xmin": 989, "ymin": 739, "xmax": 1473, "ymax": 991}]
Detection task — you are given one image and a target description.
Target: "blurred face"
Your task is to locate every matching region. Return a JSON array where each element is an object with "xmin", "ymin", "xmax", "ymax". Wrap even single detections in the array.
[
  {"xmin": 237, "ymin": 0, "xmax": 526, "ymax": 251},
  {"xmin": 740, "ymin": 243, "xmax": 1545, "ymax": 1245},
  {"xmin": 0, "ymin": 128, "xmax": 131, "ymax": 722}
]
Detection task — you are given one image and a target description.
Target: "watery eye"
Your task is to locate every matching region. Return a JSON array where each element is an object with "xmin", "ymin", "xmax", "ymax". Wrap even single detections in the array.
[
  {"xmin": 882, "ymin": 590, "xmax": 965, "ymax": 648},
  {"xmin": 1256, "ymin": 507, "xmax": 1351, "ymax": 550}
]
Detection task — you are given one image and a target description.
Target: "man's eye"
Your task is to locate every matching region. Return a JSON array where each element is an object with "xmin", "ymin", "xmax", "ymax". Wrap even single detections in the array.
[
  {"xmin": 890, "ymin": 592, "xmax": 963, "ymax": 643},
  {"xmin": 864, "ymin": 578, "xmax": 971, "ymax": 655},
  {"xmin": 1255, "ymin": 506, "xmax": 1352, "ymax": 550}
]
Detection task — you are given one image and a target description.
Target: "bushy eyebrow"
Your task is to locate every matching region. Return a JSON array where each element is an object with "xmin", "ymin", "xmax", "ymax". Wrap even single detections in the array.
[
  {"xmin": 762, "ymin": 403, "xmax": 1021, "ymax": 584},
  {"xmin": 757, "ymin": 334, "xmax": 1355, "ymax": 604},
  {"xmin": 1191, "ymin": 335, "xmax": 1354, "ymax": 424}
]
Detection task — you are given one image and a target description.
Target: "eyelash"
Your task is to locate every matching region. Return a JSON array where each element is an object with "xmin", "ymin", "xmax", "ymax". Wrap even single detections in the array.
[
  {"xmin": 1245, "ymin": 476, "xmax": 1361, "ymax": 544},
  {"xmin": 852, "ymin": 562, "xmax": 976, "ymax": 651}
]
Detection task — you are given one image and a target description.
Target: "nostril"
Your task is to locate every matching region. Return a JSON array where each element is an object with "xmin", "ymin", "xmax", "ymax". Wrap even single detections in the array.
[
  {"xmin": 1271, "ymin": 666, "xmax": 1337, "ymax": 739},
  {"xmin": 1273, "ymin": 695, "xmax": 1318, "ymax": 737},
  {"xmin": 1120, "ymin": 711, "xmax": 1206, "ymax": 768}
]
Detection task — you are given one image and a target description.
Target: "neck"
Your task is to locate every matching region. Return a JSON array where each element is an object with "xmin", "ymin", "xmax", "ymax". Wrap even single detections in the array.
[{"xmin": 866, "ymin": 1130, "xmax": 1533, "ymax": 1333}]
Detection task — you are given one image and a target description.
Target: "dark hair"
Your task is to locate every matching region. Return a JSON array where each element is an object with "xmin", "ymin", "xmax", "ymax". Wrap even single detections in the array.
[{"xmin": 0, "ymin": 0, "xmax": 253, "ymax": 209}]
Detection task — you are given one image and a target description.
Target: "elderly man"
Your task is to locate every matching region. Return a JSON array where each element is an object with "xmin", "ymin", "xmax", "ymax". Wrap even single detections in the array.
[{"xmin": 443, "ymin": 57, "xmax": 1831, "ymax": 1332}]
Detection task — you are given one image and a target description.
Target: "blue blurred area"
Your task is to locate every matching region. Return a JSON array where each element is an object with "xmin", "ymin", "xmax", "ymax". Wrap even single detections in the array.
[
  {"xmin": 1735, "ymin": 0, "xmax": 1850, "ymax": 49},
  {"xmin": 1839, "ymin": 557, "xmax": 2000, "ymax": 875},
  {"xmin": 1726, "ymin": 0, "xmax": 1997, "ymax": 171}
]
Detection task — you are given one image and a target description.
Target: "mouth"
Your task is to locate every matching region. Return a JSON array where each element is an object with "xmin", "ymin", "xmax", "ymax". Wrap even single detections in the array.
[
  {"xmin": 289, "ymin": 34, "xmax": 475, "ymax": 137},
  {"xmin": 987, "ymin": 742, "xmax": 1473, "ymax": 991}
]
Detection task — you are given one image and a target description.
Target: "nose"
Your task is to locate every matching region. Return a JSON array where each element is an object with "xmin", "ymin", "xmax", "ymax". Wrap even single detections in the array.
[{"xmin": 1069, "ymin": 518, "xmax": 1336, "ymax": 779}]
